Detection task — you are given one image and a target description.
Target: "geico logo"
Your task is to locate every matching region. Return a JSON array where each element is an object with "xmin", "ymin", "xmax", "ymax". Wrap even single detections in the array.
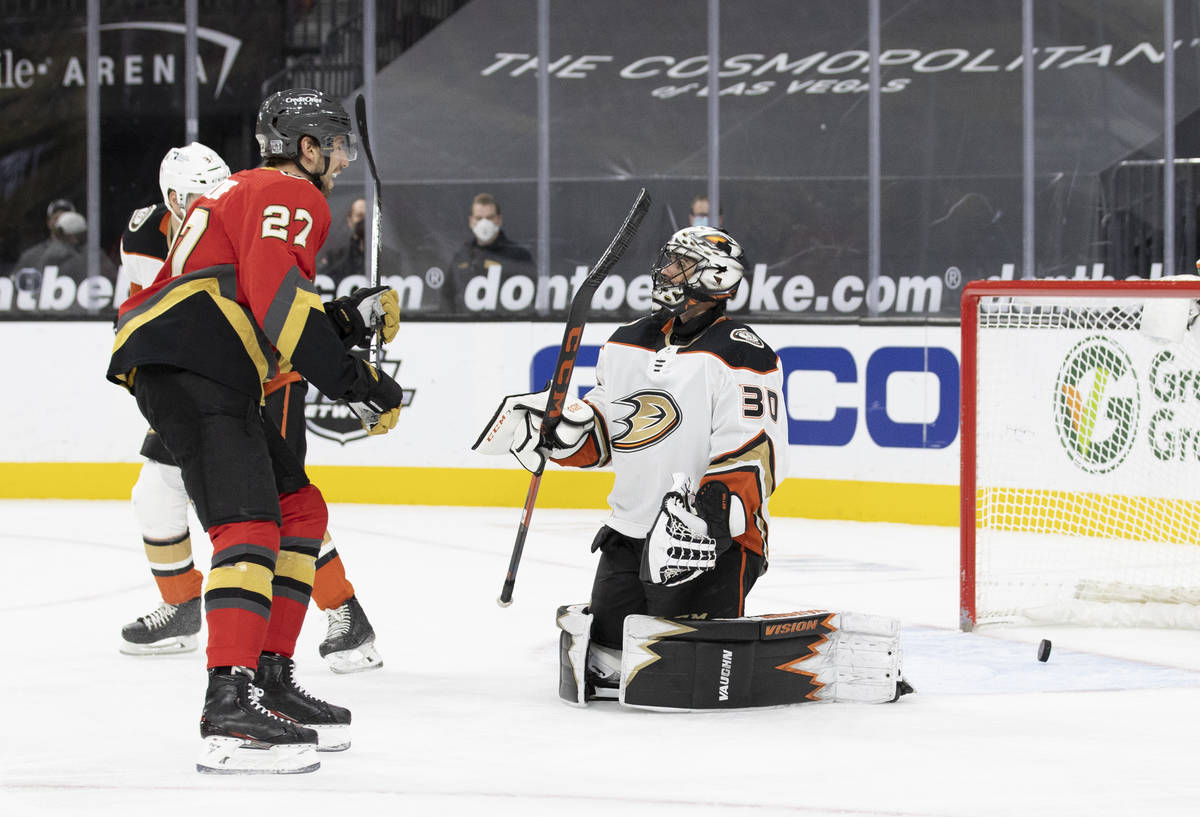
[
  {"xmin": 778, "ymin": 345, "xmax": 959, "ymax": 449},
  {"xmin": 531, "ymin": 344, "xmax": 961, "ymax": 450},
  {"xmin": 764, "ymin": 620, "xmax": 820, "ymax": 636}
]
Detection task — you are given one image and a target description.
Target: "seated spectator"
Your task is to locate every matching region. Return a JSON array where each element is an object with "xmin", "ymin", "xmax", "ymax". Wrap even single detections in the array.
[{"xmin": 15, "ymin": 198, "xmax": 77, "ymax": 271}]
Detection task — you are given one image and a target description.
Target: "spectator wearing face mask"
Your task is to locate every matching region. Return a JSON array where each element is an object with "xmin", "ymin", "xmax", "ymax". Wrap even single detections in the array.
[
  {"xmin": 445, "ymin": 192, "xmax": 533, "ymax": 315},
  {"xmin": 689, "ymin": 195, "xmax": 724, "ymax": 228}
]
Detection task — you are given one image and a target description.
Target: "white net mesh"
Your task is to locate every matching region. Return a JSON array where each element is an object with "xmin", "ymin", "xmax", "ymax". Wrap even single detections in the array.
[{"xmin": 970, "ymin": 290, "xmax": 1200, "ymax": 627}]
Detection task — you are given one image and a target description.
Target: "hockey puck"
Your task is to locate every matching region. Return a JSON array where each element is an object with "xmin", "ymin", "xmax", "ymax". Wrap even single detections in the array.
[{"xmin": 1037, "ymin": 639, "xmax": 1052, "ymax": 662}]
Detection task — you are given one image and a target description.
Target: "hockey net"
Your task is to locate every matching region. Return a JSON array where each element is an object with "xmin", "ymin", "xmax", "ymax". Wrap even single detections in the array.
[{"xmin": 961, "ymin": 279, "xmax": 1200, "ymax": 630}]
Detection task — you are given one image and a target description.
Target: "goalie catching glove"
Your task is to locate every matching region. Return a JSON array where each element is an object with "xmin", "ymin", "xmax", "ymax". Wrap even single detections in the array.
[
  {"xmin": 325, "ymin": 285, "xmax": 400, "ymax": 349},
  {"xmin": 640, "ymin": 473, "xmax": 734, "ymax": 587},
  {"xmin": 471, "ymin": 389, "xmax": 597, "ymax": 473}
]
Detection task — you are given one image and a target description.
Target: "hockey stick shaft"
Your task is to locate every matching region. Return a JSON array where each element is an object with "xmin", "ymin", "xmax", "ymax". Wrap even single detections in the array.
[
  {"xmin": 498, "ymin": 187, "xmax": 651, "ymax": 607},
  {"xmin": 354, "ymin": 94, "xmax": 384, "ymax": 371}
]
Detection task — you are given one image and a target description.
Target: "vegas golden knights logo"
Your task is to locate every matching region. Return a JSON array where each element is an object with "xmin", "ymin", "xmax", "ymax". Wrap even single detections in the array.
[
  {"xmin": 305, "ymin": 353, "xmax": 415, "ymax": 445},
  {"xmin": 610, "ymin": 390, "xmax": 682, "ymax": 451}
]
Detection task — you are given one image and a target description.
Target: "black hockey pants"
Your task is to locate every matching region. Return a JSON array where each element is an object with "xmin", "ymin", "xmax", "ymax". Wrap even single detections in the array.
[{"xmin": 587, "ymin": 525, "xmax": 765, "ymax": 650}]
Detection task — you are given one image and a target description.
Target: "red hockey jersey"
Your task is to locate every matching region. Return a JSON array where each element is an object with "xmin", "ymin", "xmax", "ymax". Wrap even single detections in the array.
[{"xmin": 108, "ymin": 168, "xmax": 356, "ymax": 403}]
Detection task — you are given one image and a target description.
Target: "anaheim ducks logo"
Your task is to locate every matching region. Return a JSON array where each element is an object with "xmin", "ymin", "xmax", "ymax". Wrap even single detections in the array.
[
  {"xmin": 730, "ymin": 327, "xmax": 763, "ymax": 348},
  {"xmin": 610, "ymin": 390, "xmax": 682, "ymax": 451},
  {"xmin": 128, "ymin": 204, "xmax": 157, "ymax": 232}
]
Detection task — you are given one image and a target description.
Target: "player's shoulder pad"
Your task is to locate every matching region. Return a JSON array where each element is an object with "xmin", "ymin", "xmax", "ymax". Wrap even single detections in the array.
[
  {"xmin": 251, "ymin": 167, "xmax": 332, "ymax": 220},
  {"xmin": 127, "ymin": 203, "xmax": 165, "ymax": 233},
  {"xmin": 607, "ymin": 316, "xmax": 663, "ymax": 351},
  {"xmin": 121, "ymin": 203, "xmax": 170, "ymax": 257},
  {"xmin": 686, "ymin": 320, "xmax": 779, "ymax": 373}
]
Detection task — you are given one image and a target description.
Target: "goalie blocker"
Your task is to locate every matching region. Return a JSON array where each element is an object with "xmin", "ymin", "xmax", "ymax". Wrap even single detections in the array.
[{"xmin": 557, "ymin": 605, "xmax": 911, "ymax": 710}]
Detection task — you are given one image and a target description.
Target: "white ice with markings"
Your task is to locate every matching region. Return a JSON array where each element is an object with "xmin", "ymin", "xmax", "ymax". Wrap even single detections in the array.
[{"xmin": 2, "ymin": 500, "xmax": 1198, "ymax": 816}]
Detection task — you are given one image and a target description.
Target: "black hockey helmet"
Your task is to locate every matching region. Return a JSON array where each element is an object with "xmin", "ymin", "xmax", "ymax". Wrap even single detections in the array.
[{"xmin": 255, "ymin": 88, "xmax": 358, "ymax": 162}]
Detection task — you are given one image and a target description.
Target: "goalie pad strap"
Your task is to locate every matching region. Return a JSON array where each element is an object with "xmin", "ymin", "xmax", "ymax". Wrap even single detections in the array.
[{"xmin": 619, "ymin": 610, "xmax": 904, "ymax": 710}]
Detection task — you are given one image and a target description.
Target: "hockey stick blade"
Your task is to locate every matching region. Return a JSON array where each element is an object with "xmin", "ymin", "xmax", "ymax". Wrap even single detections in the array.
[
  {"xmin": 354, "ymin": 94, "xmax": 385, "ymax": 370},
  {"xmin": 497, "ymin": 188, "xmax": 652, "ymax": 608}
]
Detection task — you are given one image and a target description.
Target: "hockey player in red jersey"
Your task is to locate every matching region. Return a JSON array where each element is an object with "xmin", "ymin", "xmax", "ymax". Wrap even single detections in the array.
[
  {"xmin": 118, "ymin": 142, "xmax": 385, "ymax": 674},
  {"xmin": 475, "ymin": 225, "xmax": 790, "ymax": 699},
  {"xmin": 108, "ymin": 89, "xmax": 403, "ymax": 773}
]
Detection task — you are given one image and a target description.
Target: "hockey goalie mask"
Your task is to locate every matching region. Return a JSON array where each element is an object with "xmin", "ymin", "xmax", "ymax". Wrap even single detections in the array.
[
  {"xmin": 159, "ymin": 142, "xmax": 230, "ymax": 216},
  {"xmin": 651, "ymin": 227, "xmax": 746, "ymax": 318}
]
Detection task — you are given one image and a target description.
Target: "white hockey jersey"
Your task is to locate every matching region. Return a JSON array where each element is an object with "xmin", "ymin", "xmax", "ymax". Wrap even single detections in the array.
[
  {"xmin": 559, "ymin": 315, "xmax": 789, "ymax": 557},
  {"xmin": 119, "ymin": 203, "xmax": 174, "ymax": 293}
]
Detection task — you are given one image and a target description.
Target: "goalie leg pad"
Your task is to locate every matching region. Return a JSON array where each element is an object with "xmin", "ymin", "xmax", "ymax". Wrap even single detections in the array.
[
  {"xmin": 557, "ymin": 604, "xmax": 625, "ymax": 705},
  {"xmin": 556, "ymin": 604, "xmax": 593, "ymax": 706},
  {"xmin": 619, "ymin": 610, "xmax": 906, "ymax": 711}
]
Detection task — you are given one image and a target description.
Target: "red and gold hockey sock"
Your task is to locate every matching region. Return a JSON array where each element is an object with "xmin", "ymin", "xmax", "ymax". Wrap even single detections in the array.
[
  {"xmin": 262, "ymin": 484, "xmax": 328, "ymax": 658},
  {"xmin": 143, "ymin": 531, "xmax": 203, "ymax": 604},
  {"xmin": 312, "ymin": 532, "xmax": 355, "ymax": 611},
  {"xmin": 204, "ymin": 520, "xmax": 279, "ymax": 670}
]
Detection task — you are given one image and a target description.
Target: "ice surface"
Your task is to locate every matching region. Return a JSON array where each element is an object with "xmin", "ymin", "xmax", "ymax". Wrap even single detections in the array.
[{"xmin": 2, "ymin": 501, "xmax": 1198, "ymax": 816}]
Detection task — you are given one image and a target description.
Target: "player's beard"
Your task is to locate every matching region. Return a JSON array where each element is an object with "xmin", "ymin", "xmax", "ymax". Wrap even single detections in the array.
[{"xmin": 320, "ymin": 169, "xmax": 337, "ymax": 196}]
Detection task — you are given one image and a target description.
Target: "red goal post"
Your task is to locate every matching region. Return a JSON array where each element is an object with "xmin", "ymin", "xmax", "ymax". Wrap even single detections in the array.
[{"xmin": 960, "ymin": 278, "xmax": 1200, "ymax": 631}]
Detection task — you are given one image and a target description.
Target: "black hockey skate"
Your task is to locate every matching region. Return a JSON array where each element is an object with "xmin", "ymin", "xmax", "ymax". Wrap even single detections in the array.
[
  {"xmin": 319, "ymin": 595, "xmax": 383, "ymax": 674},
  {"xmin": 584, "ymin": 643, "xmax": 621, "ymax": 702},
  {"xmin": 196, "ymin": 667, "xmax": 319, "ymax": 775},
  {"xmin": 255, "ymin": 652, "xmax": 352, "ymax": 751},
  {"xmin": 120, "ymin": 597, "xmax": 201, "ymax": 656}
]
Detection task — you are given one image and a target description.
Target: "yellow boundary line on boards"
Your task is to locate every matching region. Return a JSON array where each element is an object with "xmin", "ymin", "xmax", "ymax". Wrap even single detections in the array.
[{"xmin": 0, "ymin": 463, "xmax": 959, "ymax": 527}]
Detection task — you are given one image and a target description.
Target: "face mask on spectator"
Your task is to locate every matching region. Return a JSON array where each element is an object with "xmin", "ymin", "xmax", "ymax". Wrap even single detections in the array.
[{"xmin": 472, "ymin": 218, "xmax": 499, "ymax": 244}]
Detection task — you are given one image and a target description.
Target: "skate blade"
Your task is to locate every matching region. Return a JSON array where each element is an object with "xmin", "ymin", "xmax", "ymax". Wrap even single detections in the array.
[
  {"xmin": 324, "ymin": 642, "xmax": 383, "ymax": 674},
  {"xmin": 309, "ymin": 723, "xmax": 351, "ymax": 752},
  {"xmin": 196, "ymin": 736, "xmax": 319, "ymax": 774},
  {"xmin": 119, "ymin": 633, "xmax": 199, "ymax": 656}
]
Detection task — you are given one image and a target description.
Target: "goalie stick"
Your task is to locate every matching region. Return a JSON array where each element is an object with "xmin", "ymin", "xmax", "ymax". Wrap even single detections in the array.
[{"xmin": 497, "ymin": 187, "xmax": 652, "ymax": 607}]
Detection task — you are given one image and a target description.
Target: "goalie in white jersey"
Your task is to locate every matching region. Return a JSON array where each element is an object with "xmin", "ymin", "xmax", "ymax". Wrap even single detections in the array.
[{"xmin": 476, "ymin": 225, "xmax": 790, "ymax": 699}]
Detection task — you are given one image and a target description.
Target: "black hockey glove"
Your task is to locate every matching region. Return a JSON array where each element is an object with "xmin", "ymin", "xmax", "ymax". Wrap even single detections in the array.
[
  {"xmin": 346, "ymin": 358, "xmax": 405, "ymax": 435},
  {"xmin": 325, "ymin": 286, "xmax": 400, "ymax": 350}
]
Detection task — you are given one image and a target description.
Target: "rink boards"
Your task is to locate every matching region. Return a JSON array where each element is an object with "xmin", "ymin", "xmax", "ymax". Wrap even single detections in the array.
[{"xmin": 0, "ymin": 321, "xmax": 961, "ymax": 525}]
